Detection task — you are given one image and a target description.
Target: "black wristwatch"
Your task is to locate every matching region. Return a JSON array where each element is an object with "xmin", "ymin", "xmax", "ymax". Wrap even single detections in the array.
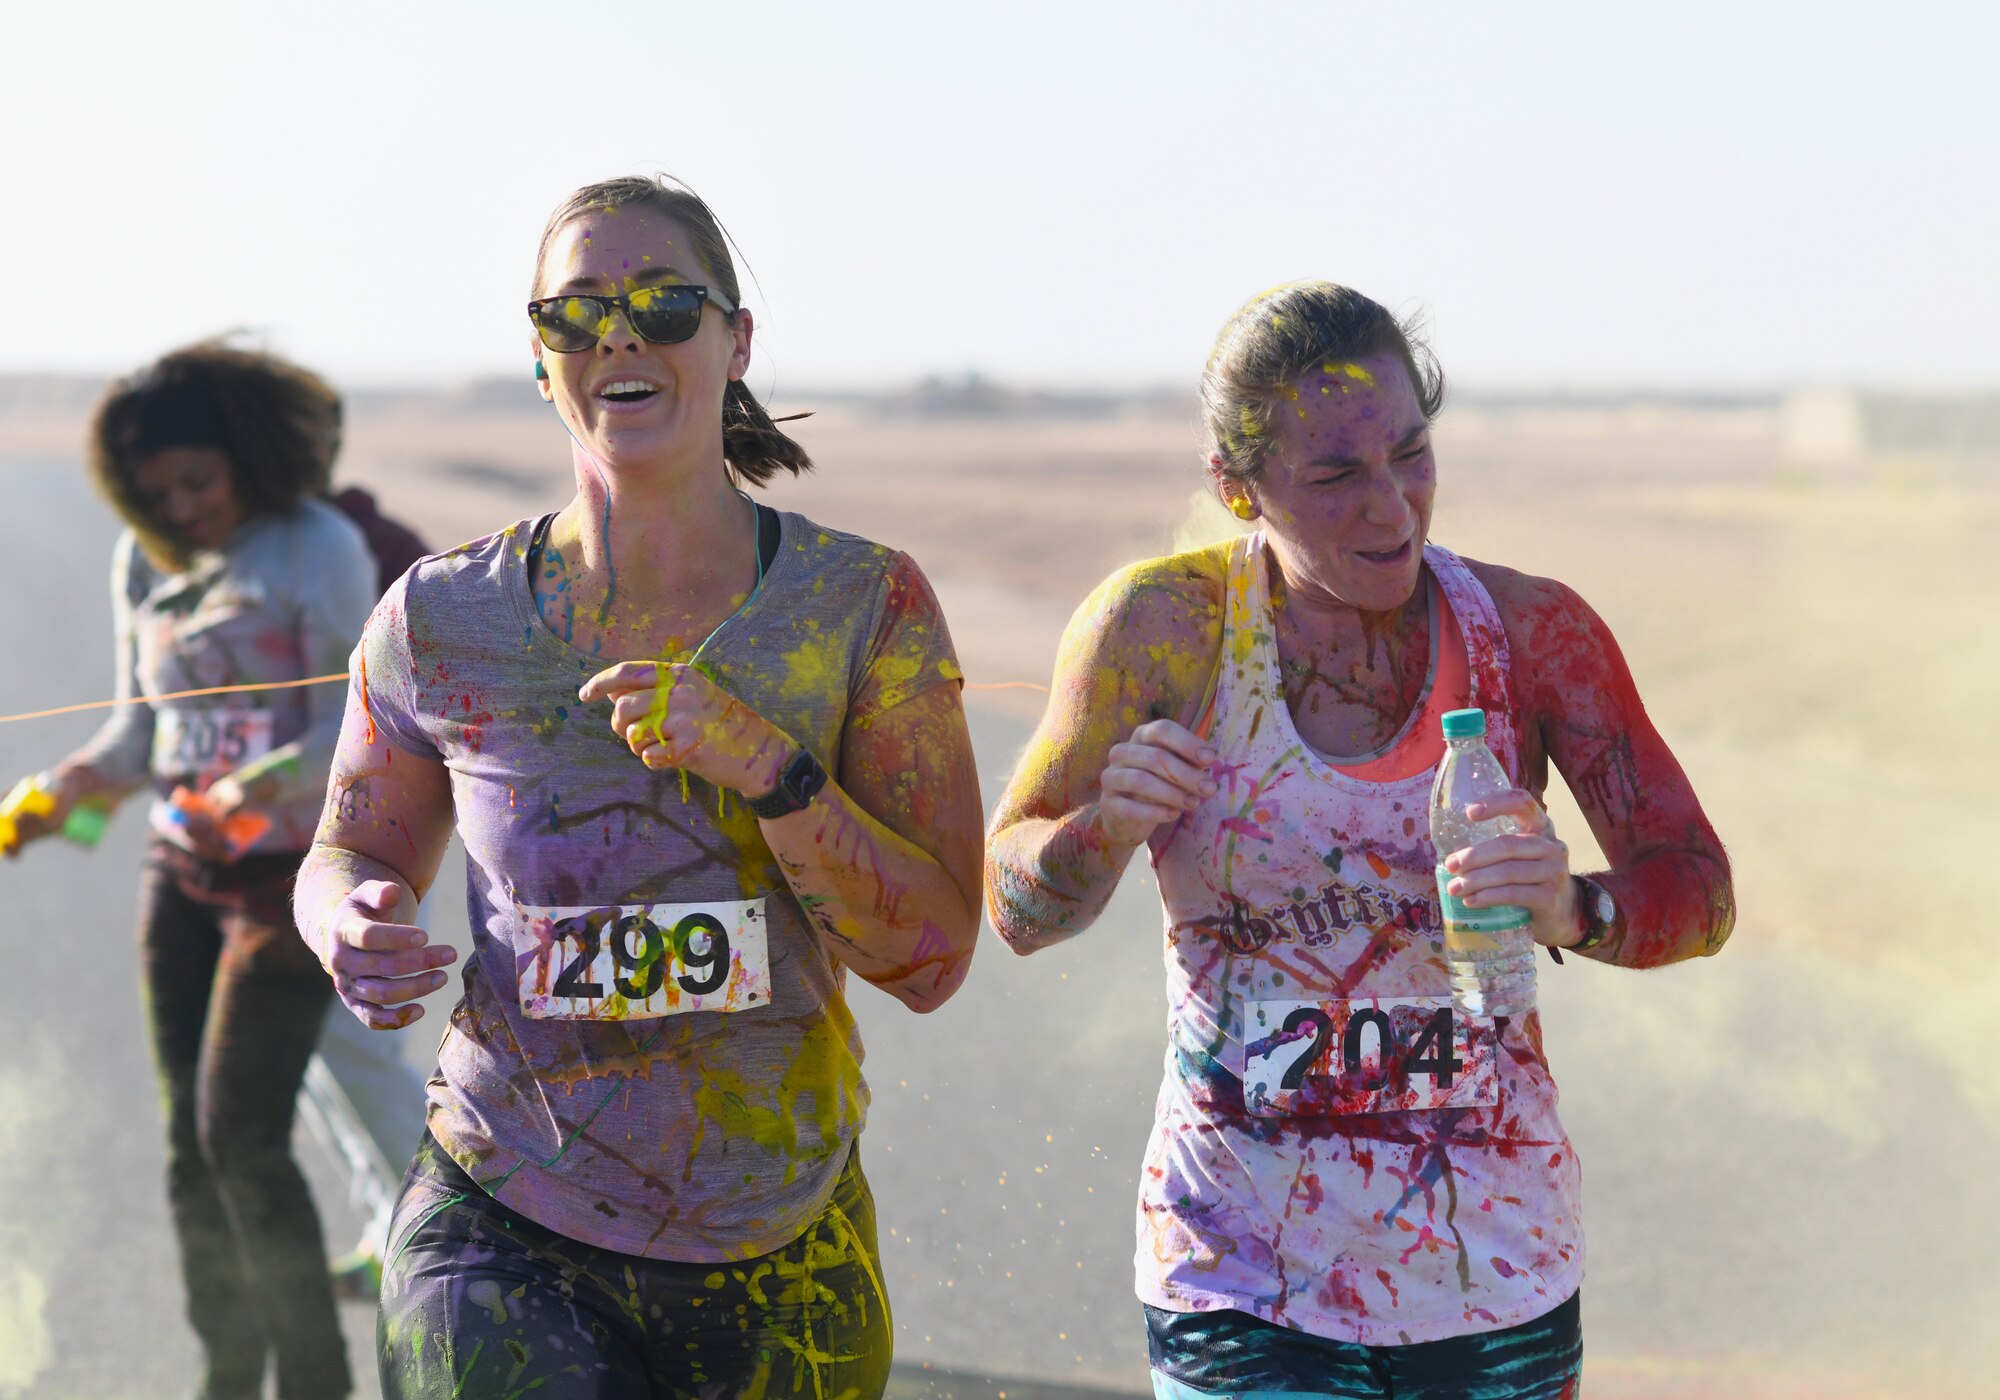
[
  {"xmin": 748, "ymin": 748, "xmax": 828, "ymax": 820},
  {"xmin": 1570, "ymin": 875, "xmax": 1616, "ymax": 954}
]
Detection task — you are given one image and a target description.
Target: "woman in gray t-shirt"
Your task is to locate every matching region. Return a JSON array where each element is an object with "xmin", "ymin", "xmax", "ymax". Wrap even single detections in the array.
[
  {"xmin": 295, "ymin": 176, "xmax": 985, "ymax": 1400},
  {"xmin": 6, "ymin": 341, "xmax": 372, "ymax": 1400}
]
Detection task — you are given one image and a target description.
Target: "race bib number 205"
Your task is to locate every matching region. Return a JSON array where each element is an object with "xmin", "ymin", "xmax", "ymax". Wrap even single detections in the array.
[
  {"xmin": 1243, "ymin": 996, "xmax": 1499, "ymax": 1117},
  {"xmin": 152, "ymin": 708, "xmax": 274, "ymax": 788},
  {"xmin": 517, "ymin": 899, "xmax": 770, "ymax": 1021}
]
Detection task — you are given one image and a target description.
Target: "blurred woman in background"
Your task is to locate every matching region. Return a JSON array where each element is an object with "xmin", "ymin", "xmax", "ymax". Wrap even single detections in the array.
[
  {"xmin": 5, "ymin": 341, "xmax": 373, "ymax": 1400},
  {"xmin": 986, "ymin": 282, "xmax": 1734, "ymax": 1399}
]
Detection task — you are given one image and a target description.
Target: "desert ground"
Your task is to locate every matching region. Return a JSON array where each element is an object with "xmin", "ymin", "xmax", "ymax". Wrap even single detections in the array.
[{"xmin": 2, "ymin": 382, "xmax": 1994, "ymax": 1398}]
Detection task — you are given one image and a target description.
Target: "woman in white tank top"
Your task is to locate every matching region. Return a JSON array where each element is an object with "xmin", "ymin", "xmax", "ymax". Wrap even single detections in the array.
[{"xmin": 985, "ymin": 282, "xmax": 1735, "ymax": 1400}]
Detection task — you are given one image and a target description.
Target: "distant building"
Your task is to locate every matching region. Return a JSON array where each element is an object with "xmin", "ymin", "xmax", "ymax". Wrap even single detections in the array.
[{"xmin": 1782, "ymin": 390, "xmax": 2000, "ymax": 463}]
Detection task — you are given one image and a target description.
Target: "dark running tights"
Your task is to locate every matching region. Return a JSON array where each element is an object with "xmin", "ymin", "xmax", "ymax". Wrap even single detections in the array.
[
  {"xmin": 138, "ymin": 848, "xmax": 349, "ymax": 1400},
  {"xmin": 378, "ymin": 1133, "xmax": 894, "ymax": 1399},
  {"xmin": 1147, "ymin": 1292, "xmax": 1583, "ymax": 1400}
]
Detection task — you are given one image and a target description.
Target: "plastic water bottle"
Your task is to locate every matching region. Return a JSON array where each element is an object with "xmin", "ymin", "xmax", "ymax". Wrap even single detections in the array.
[{"xmin": 1429, "ymin": 709, "xmax": 1537, "ymax": 1017}]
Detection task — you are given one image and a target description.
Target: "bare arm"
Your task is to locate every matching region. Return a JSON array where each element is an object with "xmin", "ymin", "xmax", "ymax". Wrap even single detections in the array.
[
  {"xmin": 1481, "ymin": 564, "xmax": 1736, "ymax": 968},
  {"xmin": 6, "ymin": 539, "xmax": 159, "ymax": 853},
  {"xmin": 293, "ymin": 674, "xmax": 459, "ymax": 1027},
  {"xmin": 775, "ymin": 682, "xmax": 983, "ymax": 1010},
  {"xmin": 48, "ymin": 535, "xmax": 156, "ymax": 814},
  {"xmin": 984, "ymin": 553, "xmax": 1226, "ymax": 954},
  {"xmin": 581, "ymin": 663, "xmax": 983, "ymax": 1013}
]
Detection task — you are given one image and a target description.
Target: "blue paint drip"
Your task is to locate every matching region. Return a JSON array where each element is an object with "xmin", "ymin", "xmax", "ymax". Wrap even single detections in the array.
[
  {"xmin": 1381, "ymin": 1147, "xmax": 1448, "ymax": 1227},
  {"xmin": 595, "ymin": 484, "xmax": 617, "ymax": 621}
]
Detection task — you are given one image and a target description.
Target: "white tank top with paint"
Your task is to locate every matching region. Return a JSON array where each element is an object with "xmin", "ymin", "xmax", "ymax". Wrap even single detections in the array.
[{"xmin": 1137, "ymin": 536, "xmax": 1584, "ymax": 1346}]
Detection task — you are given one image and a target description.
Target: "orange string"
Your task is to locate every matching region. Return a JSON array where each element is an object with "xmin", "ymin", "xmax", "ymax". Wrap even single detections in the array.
[
  {"xmin": 0, "ymin": 674, "xmax": 353, "ymax": 724},
  {"xmin": 0, "ymin": 672, "xmax": 1047, "ymax": 725}
]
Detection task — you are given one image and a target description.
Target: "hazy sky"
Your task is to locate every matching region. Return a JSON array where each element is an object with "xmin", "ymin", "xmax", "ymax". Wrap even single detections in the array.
[{"xmin": 5, "ymin": 1, "xmax": 1991, "ymax": 394}]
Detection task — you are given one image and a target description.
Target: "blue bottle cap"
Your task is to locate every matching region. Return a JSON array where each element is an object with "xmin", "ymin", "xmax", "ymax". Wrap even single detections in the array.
[{"xmin": 1440, "ymin": 708, "xmax": 1487, "ymax": 739}]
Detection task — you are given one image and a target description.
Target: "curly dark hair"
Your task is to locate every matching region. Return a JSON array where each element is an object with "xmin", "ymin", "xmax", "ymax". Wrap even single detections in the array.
[
  {"xmin": 534, "ymin": 174, "xmax": 813, "ymax": 488},
  {"xmin": 88, "ymin": 339, "xmax": 342, "ymax": 571}
]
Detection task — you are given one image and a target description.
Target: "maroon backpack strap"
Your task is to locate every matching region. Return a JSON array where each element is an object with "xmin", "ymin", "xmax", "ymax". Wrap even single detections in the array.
[{"xmin": 331, "ymin": 487, "xmax": 433, "ymax": 594}]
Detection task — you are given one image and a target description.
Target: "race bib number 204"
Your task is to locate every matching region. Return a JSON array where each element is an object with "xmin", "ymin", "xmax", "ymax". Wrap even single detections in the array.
[
  {"xmin": 517, "ymin": 899, "xmax": 770, "ymax": 1021},
  {"xmin": 1243, "ymin": 996, "xmax": 1500, "ymax": 1117}
]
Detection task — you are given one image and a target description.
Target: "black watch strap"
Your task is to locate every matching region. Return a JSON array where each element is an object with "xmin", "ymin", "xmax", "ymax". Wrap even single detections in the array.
[
  {"xmin": 748, "ymin": 748, "xmax": 827, "ymax": 820},
  {"xmin": 1550, "ymin": 876, "xmax": 1615, "ymax": 965}
]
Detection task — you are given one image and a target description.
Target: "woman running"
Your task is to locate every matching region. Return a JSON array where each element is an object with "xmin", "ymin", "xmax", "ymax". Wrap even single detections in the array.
[
  {"xmin": 294, "ymin": 175, "xmax": 983, "ymax": 1399},
  {"xmin": 4, "ymin": 342, "xmax": 372, "ymax": 1399},
  {"xmin": 985, "ymin": 283, "xmax": 1734, "ymax": 1399}
]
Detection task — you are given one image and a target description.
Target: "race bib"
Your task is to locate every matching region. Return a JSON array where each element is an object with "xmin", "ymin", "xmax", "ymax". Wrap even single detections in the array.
[
  {"xmin": 516, "ymin": 898, "xmax": 771, "ymax": 1021},
  {"xmin": 1242, "ymin": 996, "xmax": 1499, "ymax": 1117},
  {"xmin": 152, "ymin": 707, "xmax": 274, "ymax": 788}
]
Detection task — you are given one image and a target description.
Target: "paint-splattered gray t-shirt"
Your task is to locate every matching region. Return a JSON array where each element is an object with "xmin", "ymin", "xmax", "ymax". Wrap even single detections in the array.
[
  {"xmin": 354, "ymin": 511, "xmax": 961, "ymax": 1261},
  {"xmin": 77, "ymin": 501, "xmax": 377, "ymax": 854}
]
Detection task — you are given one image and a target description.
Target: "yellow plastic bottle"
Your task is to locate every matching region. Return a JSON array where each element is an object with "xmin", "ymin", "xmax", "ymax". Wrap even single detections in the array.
[
  {"xmin": 0, "ymin": 776, "xmax": 58, "ymax": 856},
  {"xmin": 0, "ymin": 775, "xmax": 111, "ymax": 855}
]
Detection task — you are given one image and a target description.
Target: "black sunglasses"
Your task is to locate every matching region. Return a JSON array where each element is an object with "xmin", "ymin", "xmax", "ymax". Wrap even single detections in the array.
[{"xmin": 526, "ymin": 283, "xmax": 738, "ymax": 353}]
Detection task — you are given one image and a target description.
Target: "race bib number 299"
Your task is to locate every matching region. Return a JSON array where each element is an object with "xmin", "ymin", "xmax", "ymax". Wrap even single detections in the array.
[
  {"xmin": 1243, "ymin": 996, "xmax": 1499, "ymax": 1117},
  {"xmin": 517, "ymin": 899, "xmax": 770, "ymax": 1021}
]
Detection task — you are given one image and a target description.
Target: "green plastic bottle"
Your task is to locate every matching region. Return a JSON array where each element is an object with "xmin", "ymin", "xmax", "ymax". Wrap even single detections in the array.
[{"xmin": 61, "ymin": 798, "xmax": 111, "ymax": 848}]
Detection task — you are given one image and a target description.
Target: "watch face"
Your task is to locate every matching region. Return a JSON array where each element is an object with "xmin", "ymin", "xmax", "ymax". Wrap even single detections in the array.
[
  {"xmin": 749, "ymin": 749, "xmax": 825, "ymax": 819},
  {"xmin": 784, "ymin": 750, "xmax": 823, "ymax": 803},
  {"xmin": 1591, "ymin": 884, "xmax": 1616, "ymax": 925}
]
